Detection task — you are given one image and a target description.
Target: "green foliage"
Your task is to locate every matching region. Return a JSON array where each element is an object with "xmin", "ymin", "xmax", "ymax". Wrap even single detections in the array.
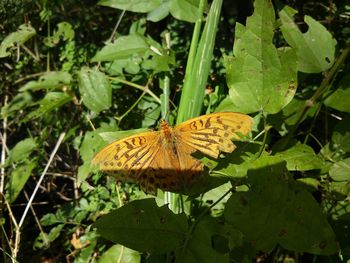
[
  {"xmin": 1, "ymin": 0, "xmax": 350, "ymax": 262},
  {"xmin": 220, "ymin": 0, "xmax": 298, "ymax": 114},
  {"xmin": 0, "ymin": 24, "xmax": 36, "ymax": 58}
]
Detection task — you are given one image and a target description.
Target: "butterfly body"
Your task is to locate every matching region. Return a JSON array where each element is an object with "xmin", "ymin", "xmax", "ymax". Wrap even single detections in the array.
[{"xmin": 92, "ymin": 112, "xmax": 252, "ymax": 193}]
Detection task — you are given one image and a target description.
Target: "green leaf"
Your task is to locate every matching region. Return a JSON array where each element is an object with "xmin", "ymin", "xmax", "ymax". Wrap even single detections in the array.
[
  {"xmin": 267, "ymin": 98, "xmax": 311, "ymax": 135},
  {"xmin": 20, "ymin": 71, "xmax": 72, "ymax": 92},
  {"xmin": 137, "ymin": 96, "xmax": 161, "ymax": 127},
  {"xmin": 170, "ymin": 0, "xmax": 201, "ymax": 23},
  {"xmin": 80, "ymin": 124, "xmax": 123, "ymax": 163},
  {"xmin": 34, "ymin": 224, "xmax": 65, "ymax": 249},
  {"xmin": 324, "ymin": 75, "xmax": 350, "ymax": 113},
  {"xmin": 0, "ymin": 92, "xmax": 33, "ymax": 118},
  {"xmin": 147, "ymin": 0, "xmax": 171, "ymax": 22},
  {"xmin": 0, "ymin": 24, "xmax": 36, "ymax": 58},
  {"xmin": 44, "ymin": 22, "xmax": 74, "ymax": 47},
  {"xmin": 7, "ymin": 137, "xmax": 37, "ymax": 163},
  {"xmin": 176, "ymin": 216, "xmax": 229, "ymax": 263},
  {"xmin": 78, "ymin": 67, "xmax": 112, "ymax": 114},
  {"xmin": 78, "ymin": 124, "xmax": 122, "ymax": 183},
  {"xmin": 98, "ymin": 0, "xmax": 162, "ymax": 13},
  {"xmin": 275, "ymin": 143, "xmax": 325, "ymax": 171},
  {"xmin": 201, "ymin": 182, "xmax": 232, "ymax": 212},
  {"xmin": 93, "ymin": 198, "xmax": 188, "ymax": 252},
  {"xmin": 23, "ymin": 92, "xmax": 72, "ymax": 122},
  {"xmin": 225, "ymin": 0, "xmax": 297, "ymax": 114},
  {"xmin": 329, "ymin": 158, "xmax": 350, "ymax": 181},
  {"xmin": 98, "ymin": 244, "xmax": 141, "ymax": 263},
  {"xmin": 279, "ymin": 6, "xmax": 336, "ymax": 73},
  {"xmin": 92, "ymin": 34, "xmax": 149, "ymax": 62},
  {"xmin": 329, "ymin": 181, "xmax": 350, "ymax": 198},
  {"xmin": 331, "ymin": 115, "xmax": 350, "ymax": 154},
  {"xmin": 6, "ymin": 161, "xmax": 36, "ymax": 203},
  {"xmin": 210, "ymin": 142, "xmax": 261, "ymax": 178},
  {"xmin": 224, "ymin": 156, "xmax": 338, "ymax": 255}
]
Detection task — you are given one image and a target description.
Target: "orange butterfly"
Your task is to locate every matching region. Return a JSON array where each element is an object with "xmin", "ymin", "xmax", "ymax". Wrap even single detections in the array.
[{"xmin": 92, "ymin": 112, "xmax": 252, "ymax": 193}]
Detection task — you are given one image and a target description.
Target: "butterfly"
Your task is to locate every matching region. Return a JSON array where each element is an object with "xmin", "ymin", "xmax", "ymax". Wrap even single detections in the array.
[{"xmin": 92, "ymin": 112, "xmax": 252, "ymax": 194}]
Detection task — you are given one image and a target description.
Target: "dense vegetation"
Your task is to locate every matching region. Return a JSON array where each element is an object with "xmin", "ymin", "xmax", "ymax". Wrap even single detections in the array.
[{"xmin": 1, "ymin": 0, "xmax": 349, "ymax": 262}]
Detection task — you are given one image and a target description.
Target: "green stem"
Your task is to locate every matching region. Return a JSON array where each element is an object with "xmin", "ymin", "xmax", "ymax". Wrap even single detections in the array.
[
  {"xmin": 110, "ymin": 77, "xmax": 161, "ymax": 104},
  {"xmin": 257, "ymin": 114, "xmax": 269, "ymax": 158}
]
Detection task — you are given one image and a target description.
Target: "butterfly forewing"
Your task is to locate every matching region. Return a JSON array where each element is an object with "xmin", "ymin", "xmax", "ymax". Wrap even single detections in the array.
[{"xmin": 175, "ymin": 112, "xmax": 252, "ymax": 158}]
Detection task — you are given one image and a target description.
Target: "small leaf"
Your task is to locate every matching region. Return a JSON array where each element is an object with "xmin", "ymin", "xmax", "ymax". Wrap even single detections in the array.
[
  {"xmin": 0, "ymin": 24, "xmax": 36, "ymax": 58},
  {"xmin": 6, "ymin": 161, "xmax": 36, "ymax": 203},
  {"xmin": 0, "ymin": 92, "xmax": 33, "ymax": 118},
  {"xmin": 147, "ymin": 0, "xmax": 171, "ymax": 22},
  {"xmin": 7, "ymin": 137, "xmax": 37, "ymax": 163},
  {"xmin": 44, "ymin": 22, "xmax": 74, "ymax": 47},
  {"xmin": 279, "ymin": 6, "xmax": 336, "ymax": 73},
  {"xmin": 20, "ymin": 71, "xmax": 72, "ymax": 92},
  {"xmin": 92, "ymin": 34, "xmax": 149, "ymax": 62},
  {"xmin": 170, "ymin": 0, "xmax": 201, "ymax": 23},
  {"xmin": 275, "ymin": 143, "xmax": 325, "ymax": 171},
  {"xmin": 98, "ymin": 244, "xmax": 141, "ymax": 263},
  {"xmin": 78, "ymin": 67, "xmax": 112, "ymax": 114},
  {"xmin": 22, "ymin": 92, "xmax": 72, "ymax": 122},
  {"xmin": 94, "ymin": 198, "xmax": 188, "ymax": 252},
  {"xmin": 331, "ymin": 115, "xmax": 350, "ymax": 154},
  {"xmin": 33, "ymin": 224, "xmax": 65, "ymax": 250},
  {"xmin": 98, "ymin": 0, "xmax": 162, "ymax": 13},
  {"xmin": 329, "ymin": 158, "xmax": 350, "ymax": 182},
  {"xmin": 324, "ymin": 75, "xmax": 350, "ymax": 113}
]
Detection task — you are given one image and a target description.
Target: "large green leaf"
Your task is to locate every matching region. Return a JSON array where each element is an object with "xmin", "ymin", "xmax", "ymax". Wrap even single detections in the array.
[
  {"xmin": 22, "ymin": 92, "xmax": 72, "ymax": 122},
  {"xmin": 6, "ymin": 161, "xmax": 36, "ymax": 203},
  {"xmin": 223, "ymin": 0, "xmax": 297, "ymax": 114},
  {"xmin": 78, "ymin": 67, "xmax": 112, "ymax": 114},
  {"xmin": 169, "ymin": 0, "xmax": 201, "ymax": 23},
  {"xmin": 225, "ymin": 156, "xmax": 338, "ymax": 255},
  {"xmin": 279, "ymin": 6, "xmax": 336, "ymax": 73},
  {"xmin": 98, "ymin": 0, "xmax": 162, "ymax": 13},
  {"xmin": 7, "ymin": 137, "xmax": 37, "ymax": 164},
  {"xmin": 92, "ymin": 34, "xmax": 149, "ymax": 62},
  {"xmin": 176, "ymin": 216, "xmax": 229, "ymax": 263},
  {"xmin": 94, "ymin": 198, "xmax": 188, "ymax": 252},
  {"xmin": 20, "ymin": 71, "xmax": 72, "ymax": 92},
  {"xmin": 275, "ymin": 143, "xmax": 325, "ymax": 171},
  {"xmin": 0, "ymin": 24, "xmax": 36, "ymax": 58},
  {"xmin": 147, "ymin": 0, "xmax": 171, "ymax": 22}
]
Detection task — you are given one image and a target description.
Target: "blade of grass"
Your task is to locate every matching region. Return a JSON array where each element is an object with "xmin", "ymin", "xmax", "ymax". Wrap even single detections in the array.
[
  {"xmin": 171, "ymin": 0, "xmax": 223, "ymax": 213},
  {"xmin": 176, "ymin": 0, "xmax": 223, "ymax": 124}
]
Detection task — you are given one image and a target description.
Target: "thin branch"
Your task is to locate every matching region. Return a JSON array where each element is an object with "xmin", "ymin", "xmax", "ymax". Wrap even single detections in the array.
[
  {"xmin": 110, "ymin": 77, "xmax": 161, "ymax": 104},
  {"xmin": 109, "ymin": 10, "xmax": 126, "ymax": 43},
  {"xmin": 12, "ymin": 133, "xmax": 65, "ymax": 260},
  {"xmin": 0, "ymin": 95, "xmax": 8, "ymax": 194}
]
